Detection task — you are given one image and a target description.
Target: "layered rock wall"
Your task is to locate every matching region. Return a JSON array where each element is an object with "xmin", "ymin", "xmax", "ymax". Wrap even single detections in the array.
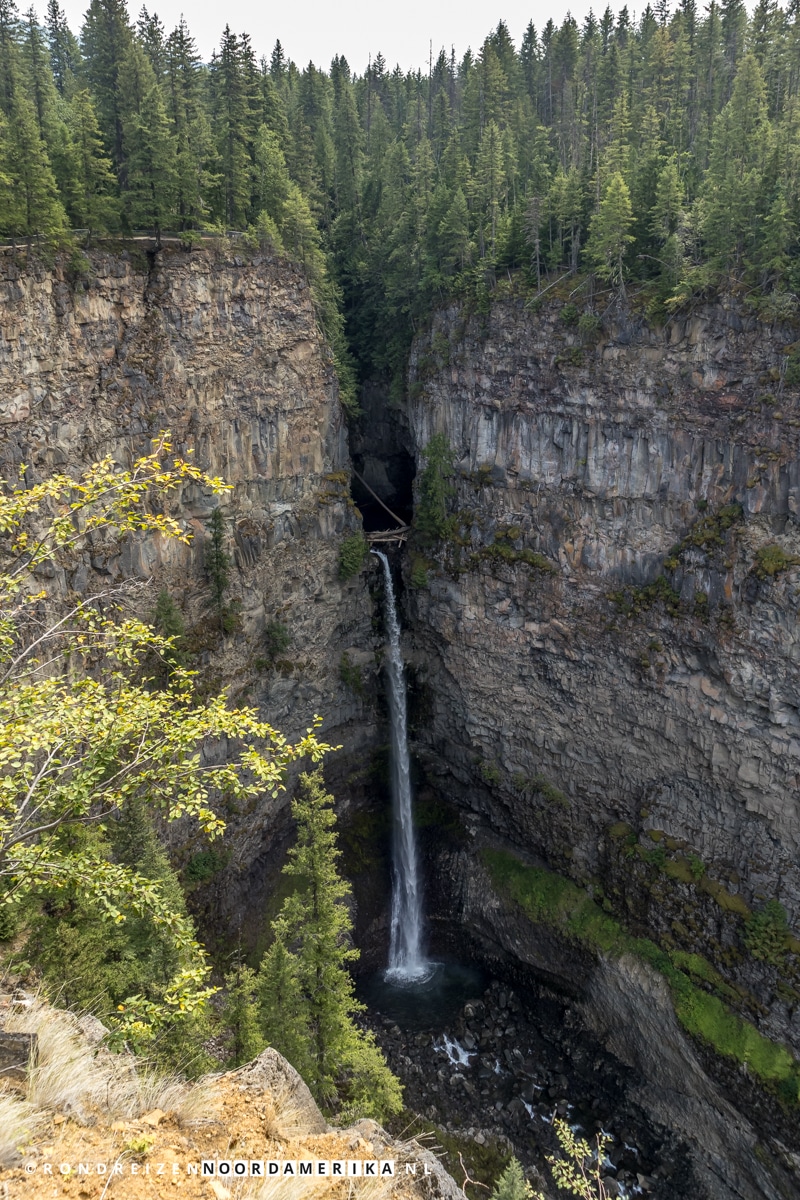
[
  {"xmin": 403, "ymin": 297, "xmax": 800, "ymax": 1054},
  {"xmin": 0, "ymin": 246, "xmax": 378, "ymax": 933}
]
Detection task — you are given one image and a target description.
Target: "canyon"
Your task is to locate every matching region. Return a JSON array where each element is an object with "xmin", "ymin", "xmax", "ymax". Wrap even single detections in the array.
[{"xmin": 2, "ymin": 247, "xmax": 800, "ymax": 1200}]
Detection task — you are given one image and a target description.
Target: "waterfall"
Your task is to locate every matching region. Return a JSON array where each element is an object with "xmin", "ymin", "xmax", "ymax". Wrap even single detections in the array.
[{"xmin": 372, "ymin": 549, "xmax": 429, "ymax": 982}]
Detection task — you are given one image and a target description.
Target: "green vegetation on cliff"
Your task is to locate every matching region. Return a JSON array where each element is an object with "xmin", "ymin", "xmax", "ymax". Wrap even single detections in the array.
[{"xmin": 483, "ymin": 848, "xmax": 800, "ymax": 1107}]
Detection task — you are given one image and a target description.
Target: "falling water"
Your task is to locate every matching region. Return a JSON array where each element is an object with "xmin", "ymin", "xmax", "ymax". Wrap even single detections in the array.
[{"xmin": 372, "ymin": 549, "xmax": 429, "ymax": 982}]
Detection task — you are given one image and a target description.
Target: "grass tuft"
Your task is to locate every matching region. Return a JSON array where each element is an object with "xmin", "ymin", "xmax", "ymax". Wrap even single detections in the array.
[{"xmin": 0, "ymin": 1093, "xmax": 42, "ymax": 1166}]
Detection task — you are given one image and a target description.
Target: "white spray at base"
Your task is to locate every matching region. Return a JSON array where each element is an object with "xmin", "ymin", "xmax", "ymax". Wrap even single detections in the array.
[{"xmin": 372, "ymin": 549, "xmax": 430, "ymax": 983}]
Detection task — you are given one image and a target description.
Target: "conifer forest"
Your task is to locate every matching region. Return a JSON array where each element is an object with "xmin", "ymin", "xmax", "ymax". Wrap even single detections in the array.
[{"xmin": 1, "ymin": 0, "xmax": 800, "ymax": 386}]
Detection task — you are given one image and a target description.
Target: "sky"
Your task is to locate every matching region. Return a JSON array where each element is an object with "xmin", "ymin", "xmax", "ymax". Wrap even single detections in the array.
[{"xmin": 56, "ymin": 0, "xmax": 601, "ymax": 75}]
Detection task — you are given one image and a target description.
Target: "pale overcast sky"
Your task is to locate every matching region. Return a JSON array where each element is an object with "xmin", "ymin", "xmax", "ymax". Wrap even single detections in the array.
[{"xmin": 55, "ymin": 0, "xmax": 602, "ymax": 74}]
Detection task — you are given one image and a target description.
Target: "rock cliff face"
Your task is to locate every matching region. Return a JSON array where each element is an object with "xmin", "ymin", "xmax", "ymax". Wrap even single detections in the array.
[
  {"xmin": 0, "ymin": 246, "xmax": 378, "ymax": 935},
  {"xmin": 397, "ymin": 297, "xmax": 800, "ymax": 1169}
]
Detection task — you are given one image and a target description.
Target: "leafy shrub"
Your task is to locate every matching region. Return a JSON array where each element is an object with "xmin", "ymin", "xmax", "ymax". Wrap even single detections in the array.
[
  {"xmin": 532, "ymin": 775, "xmax": 569, "ymax": 808},
  {"xmin": 753, "ymin": 544, "xmax": 800, "ymax": 579},
  {"xmin": 339, "ymin": 651, "xmax": 364, "ymax": 696},
  {"xmin": 577, "ymin": 312, "xmax": 601, "ymax": 339},
  {"xmin": 264, "ymin": 619, "xmax": 290, "ymax": 662},
  {"xmin": 338, "ymin": 532, "xmax": 367, "ymax": 579},
  {"xmin": 184, "ymin": 847, "xmax": 230, "ymax": 884},
  {"xmin": 688, "ymin": 854, "xmax": 706, "ymax": 881},
  {"xmin": 784, "ymin": 346, "xmax": 800, "ymax": 387},
  {"xmin": 410, "ymin": 557, "xmax": 430, "ymax": 588},
  {"xmin": 745, "ymin": 900, "xmax": 790, "ymax": 966},
  {"xmin": 415, "ymin": 434, "xmax": 456, "ymax": 544},
  {"xmin": 560, "ymin": 303, "xmax": 579, "ymax": 326},
  {"xmin": 479, "ymin": 760, "xmax": 501, "ymax": 786}
]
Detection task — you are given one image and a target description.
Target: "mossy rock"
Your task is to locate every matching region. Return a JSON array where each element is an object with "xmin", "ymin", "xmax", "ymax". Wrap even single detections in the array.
[
  {"xmin": 664, "ymin": 857, "xmax": 695, "ymax": 884},
  {"xmin": 482, "ymin": 847, "xmax": 800, "ymax": 1105},
  {"xmin": 701, "ymin": 876, "xmax": 752, "ymax": 916},
  {"xmin": 609, "ymin": 821, "xmax": 634, "ymax": 840},
  {"xmin": 752, "ymin": 544, "xmax": 800, "ymax": 580}
]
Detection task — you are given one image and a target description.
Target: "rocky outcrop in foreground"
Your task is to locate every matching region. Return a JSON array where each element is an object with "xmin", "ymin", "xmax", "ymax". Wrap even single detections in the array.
[{"xmin": 0, "ymin": 991, "xmax": 461, "ymax": 1200}]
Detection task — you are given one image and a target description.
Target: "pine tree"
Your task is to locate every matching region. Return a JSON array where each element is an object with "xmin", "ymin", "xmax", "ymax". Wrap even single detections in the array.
[
  {"xmin": 81, "ymin": 0, "xmax": 132, "ymax": 174},
  {"xmin": 136, "ymin": 4, "xmax": 165, "ymax": 78},
  {"xmin": 256, "ymin": 939, "xmax": 310, "ymax": 1077},
  {"xmin": 46, "ymin": 0, "xmax": 80, "ymax": 95},
  {"xmin": 475, "ymin": 119, "xmax": 506, "ymax": 259},
  {"xmin": 415, "ymin": 433, "xmax": 456, "ymax": 544},
  {"xmin": 437, "ymin": 185, "xmax": 472, "ymax": 276},
  {"xmin": 223, "ymin": 964, "xmax": 263, "ymax": 1067},
  {"xmin": 700, "ymin": 53, "xmax": 772, "ymax": 271},
  {"xmin": 152, "ymin": 588, "xmax": 186, "ymax": 681},
  {"xmin": 0, "ymin": 0, "xmax": 18, "ymax": 115},
  {"xmin": 210, "ymin": 26, "xmax": 257, "ymax": 227},
  {"xmin": 65, "ymin": 86, "xmax": 119, "ymax": 231},
  {"xmin": 4, "ymin": 88, "xmax": 68, "ymax": 241},
  {"xmin": 491, "ymin": 1159, "xmax": 534, "ymax": 1200},
  {"xmin": 164, "ymin": 17, "xmax": 217, "ymax": 229}
]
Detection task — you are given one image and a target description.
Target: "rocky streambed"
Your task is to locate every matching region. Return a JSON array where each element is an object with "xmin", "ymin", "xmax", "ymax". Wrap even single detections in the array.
[{"xmin": 361, "ymin": 974, "xmax": 694, "ymax": 1199}]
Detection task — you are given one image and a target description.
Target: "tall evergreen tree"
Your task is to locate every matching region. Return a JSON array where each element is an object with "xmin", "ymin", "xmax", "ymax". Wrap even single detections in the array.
[
  {"xmin": 257, "ymin": 771, "xmax": 402, "ymax": 1119},
  {"xmin": 65, "ymin": 85, "xmax": 119, "ymax": 230},
  {"xmin": 46, "ymin": 0, "xmax": 80, "ymax": 94},
  {"xmin": 585, "ymin": 170, "xmax": 635, "ymax": 292},
  {"xmin": 81, "ymin": 0, "xmax": 132, "ymax": 174},
  {"xmin": 118, "ymin": 38, "xmax": 176, "ymax": 237}
]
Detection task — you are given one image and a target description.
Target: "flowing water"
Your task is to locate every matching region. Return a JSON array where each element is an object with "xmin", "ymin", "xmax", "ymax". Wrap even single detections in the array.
[{"xmin": 372, "ymin": 549, "xmax": 430, "ymax": 982}]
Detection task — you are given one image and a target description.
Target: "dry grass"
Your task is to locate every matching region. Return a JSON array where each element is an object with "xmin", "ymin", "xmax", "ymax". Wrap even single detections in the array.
[
  {"xmin": 0, "ymin": 1092, "xmax": 43, "ymax": 1167},
  {"xmin": 3, "ymin": 996, "xmax": 212, "ymax": 1124},
  {"xmin": 261, "ymin": 1083, "xmax": 315, "ymax": 1142},
  {"xmin": 0, "ymin": 994, "xmax": 439, "ymax": 1200}
]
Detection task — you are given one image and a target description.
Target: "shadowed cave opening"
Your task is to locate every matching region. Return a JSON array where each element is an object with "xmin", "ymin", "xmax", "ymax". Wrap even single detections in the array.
[{"xmin": 350, "ymin": 447, "xmax": 416, "ymax": 530}]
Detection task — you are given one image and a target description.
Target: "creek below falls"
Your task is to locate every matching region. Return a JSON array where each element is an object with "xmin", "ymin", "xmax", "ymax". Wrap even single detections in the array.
[{"xmin": 346, "ymin": 552, "xmax": 693, "ymax": 1200}]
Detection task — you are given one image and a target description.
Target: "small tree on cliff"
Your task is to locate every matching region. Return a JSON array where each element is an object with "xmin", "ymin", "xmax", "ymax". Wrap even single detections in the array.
[
  {"xmin": 415, "ymin": 433, "xmax": 456, "ymax": 545},
  {"xmin": 204, "ymin": 506, "xmax": 231, "ymax": 631},
  {"xmin": 257, "ymin": 770, "xmax": 402, "ymax": 1121}
]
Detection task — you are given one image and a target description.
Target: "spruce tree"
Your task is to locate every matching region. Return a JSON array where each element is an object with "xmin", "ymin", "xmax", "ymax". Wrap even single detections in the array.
[
  {"xmin": 223, "ymin": 963, "xmax": 263, "ymax": 1067},
  {"xmin": 4, "ymin": 88, "xmax": 68, "ymax": 241},
  {"xmin": 46, "ymin": 0, "xmax": 81, "ymax": 95},
  {"xmin": 491, "ymin": 1159, "xmax": 534, "ymax": 1200},
  {"xmin": 210, "ymin": 26, "xmax": 256, "ymax": 227},
  {"xmin": 257, "ymin": 771, "xmax": 402, "ymax": 1120},
  {"xmin": 585, "ymin": 171, "xmax": 635, "ymax": 293},
  {"xmin": 66, "ymin": 85, "xmax": 119, "ymax": 231},
  {"xmin": 152, "ymin": 588, "xmax": 186, "ymax": 681},
  {"xmin": 164, "ymin": 17, "xmax": 217, "ymax": 229},
  {"xmin": 81, "ymin": 0, "xmax": 132, "ymax": 173},
  {"xmin": 256, "ymin": 939, "xmax": 310, "ymax": 1077},
  {"xmin": 118, "ymin": 39, "xmax": 177, "ymax": 238}
]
